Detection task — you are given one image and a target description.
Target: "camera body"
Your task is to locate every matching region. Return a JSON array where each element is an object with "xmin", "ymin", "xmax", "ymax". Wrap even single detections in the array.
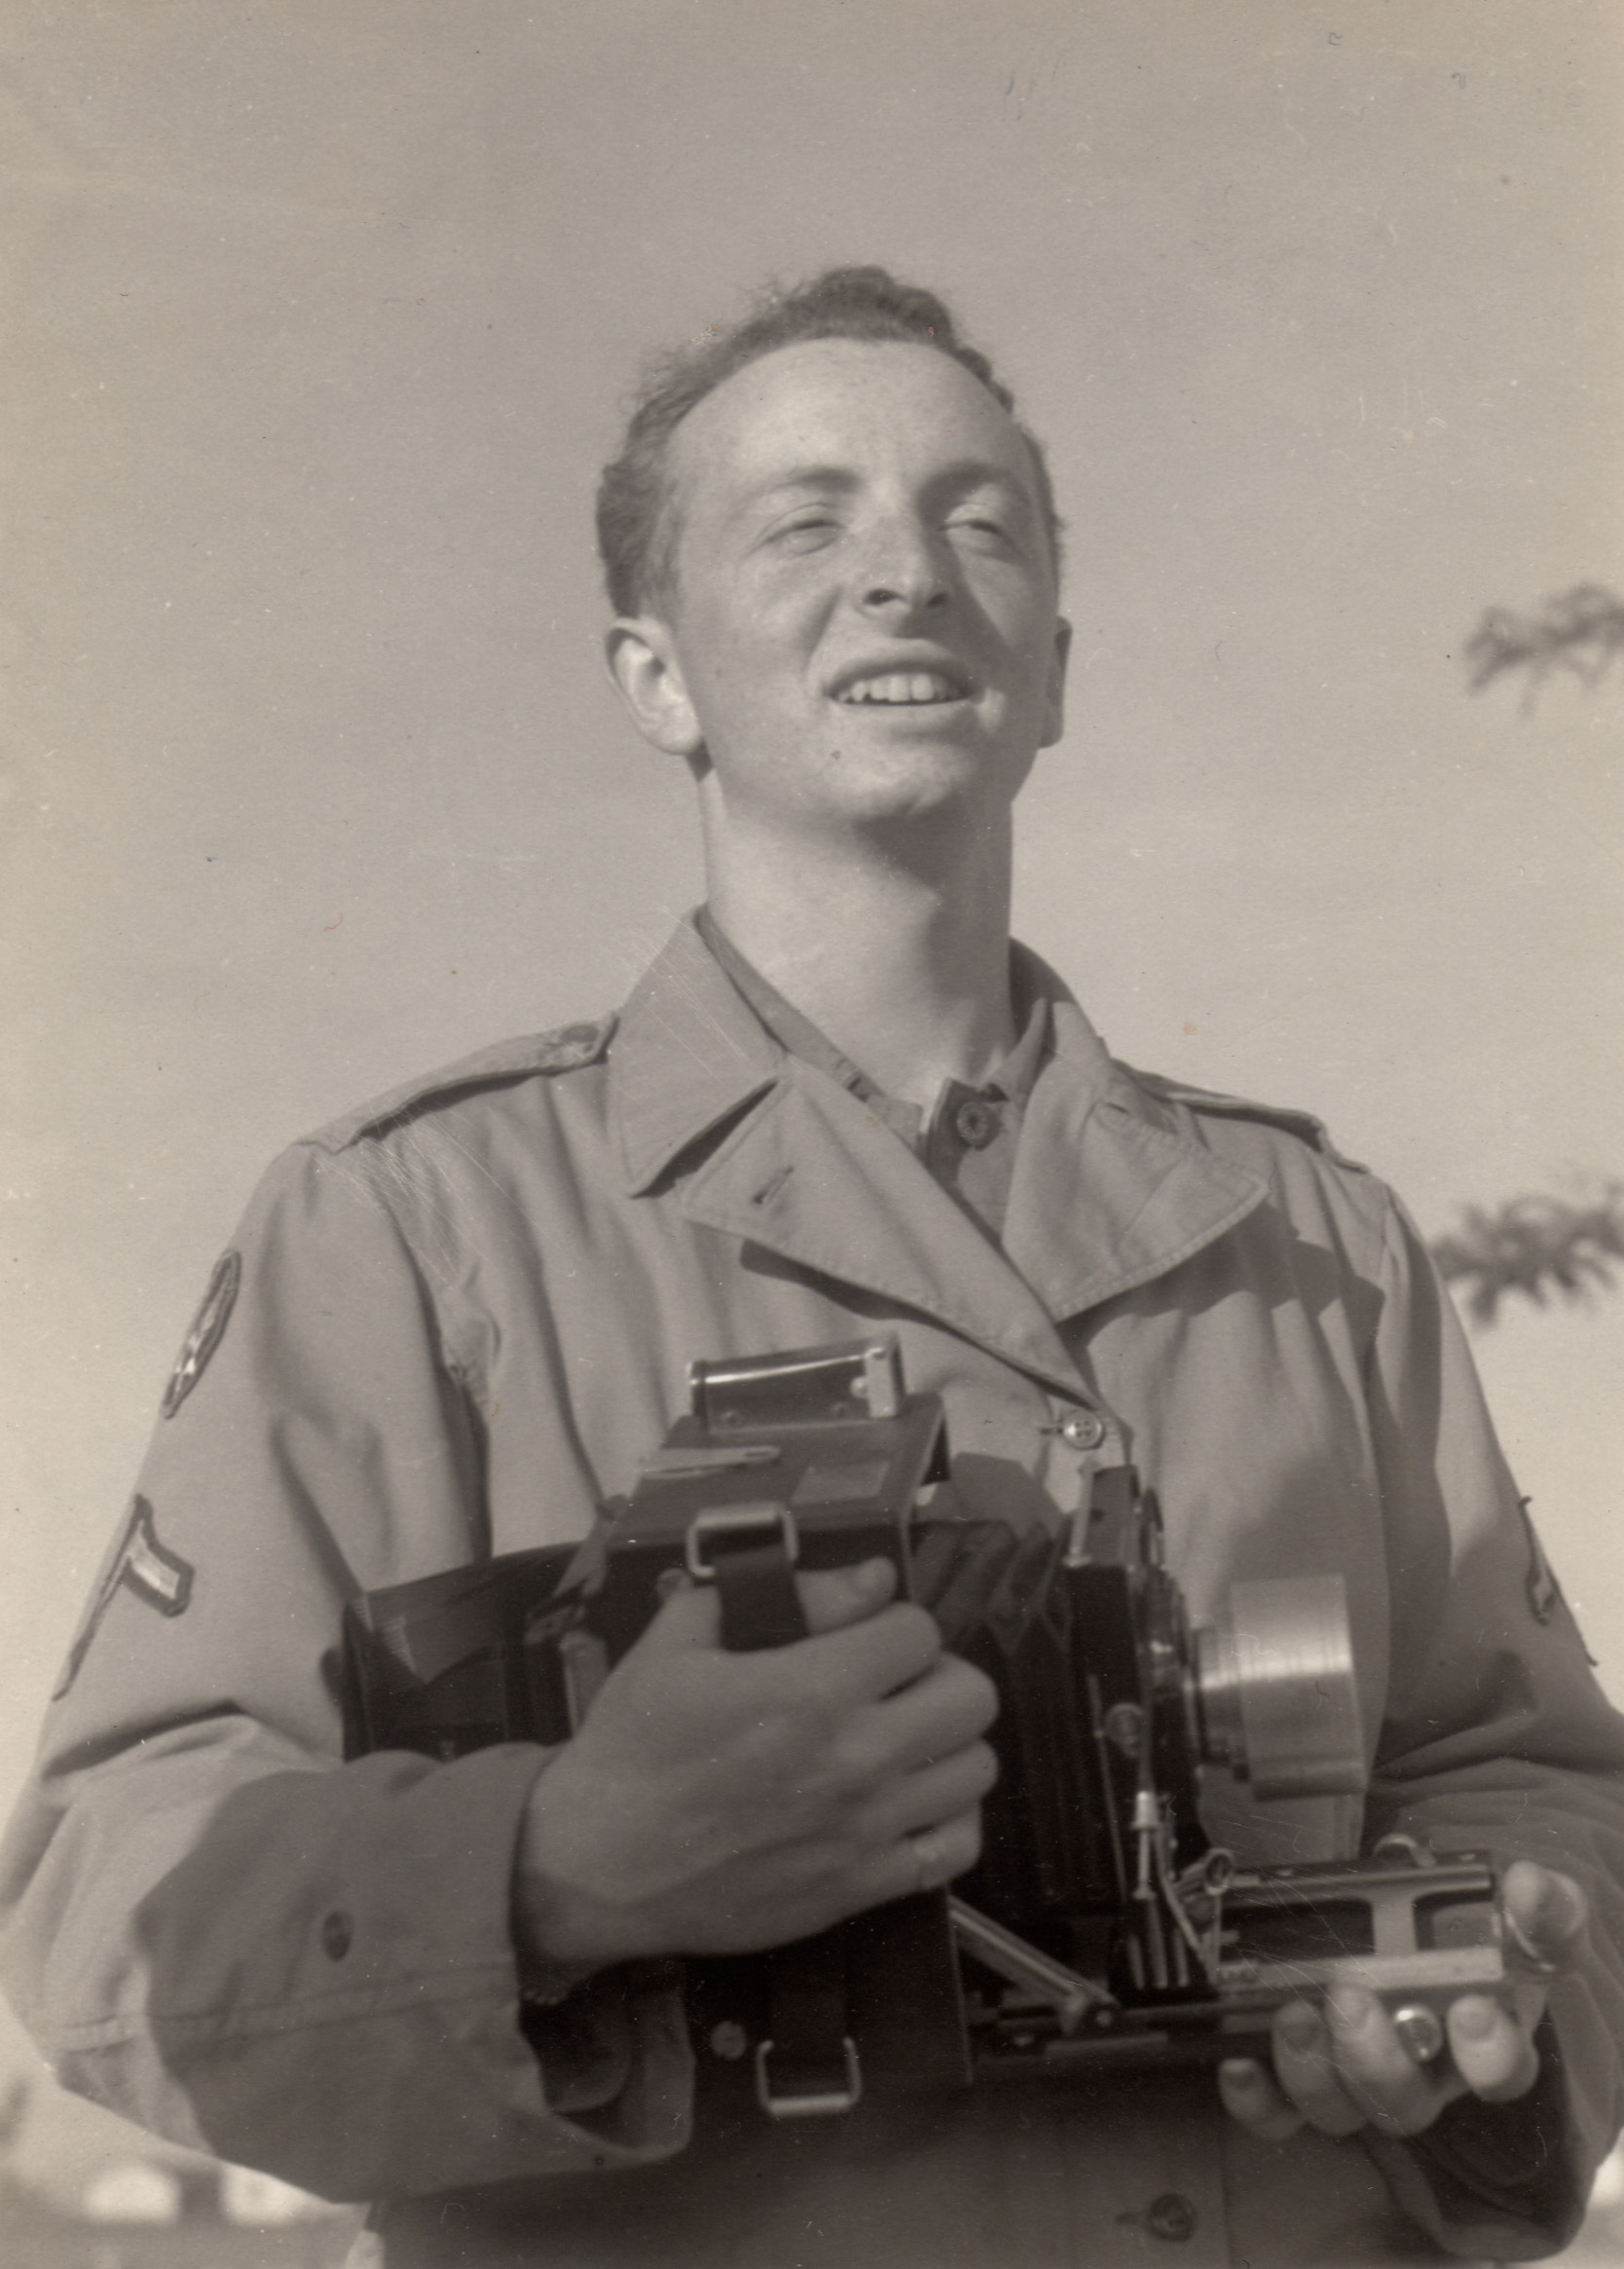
[{"xmin": 344, "ymin": 1336, "xmax": 1515, "ymax": 2113}]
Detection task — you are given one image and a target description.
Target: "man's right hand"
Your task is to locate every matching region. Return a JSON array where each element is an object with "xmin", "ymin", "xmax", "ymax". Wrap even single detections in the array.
[{"xmin": 512, "ymin": 1557, "xmax": 998, "ymax": 1971}]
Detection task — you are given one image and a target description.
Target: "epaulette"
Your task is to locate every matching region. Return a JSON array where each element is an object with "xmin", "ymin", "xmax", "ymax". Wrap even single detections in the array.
[
  {"xmin": 1122, "ymin": 1064, "xmax": 1368, "ymax": 1172},
  {"xmin": 305, "ymin": 1014, "xmax": 616, "ymax": 1154}
]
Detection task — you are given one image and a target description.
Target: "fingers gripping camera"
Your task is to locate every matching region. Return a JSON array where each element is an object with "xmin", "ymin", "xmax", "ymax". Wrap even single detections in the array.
[{"xmin": 344, "ymin": 1337, "xmax": 1524, "ymax": 2115}]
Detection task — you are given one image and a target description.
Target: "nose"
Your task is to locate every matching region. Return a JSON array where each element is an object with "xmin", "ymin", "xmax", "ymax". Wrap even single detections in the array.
[
  {"xmin": 855, "ymin": 517, "xmax": 949, "ymax": 616},
  {"xmin": 861, "ymin": 574, "xmax": 947, "ymax": 616}
]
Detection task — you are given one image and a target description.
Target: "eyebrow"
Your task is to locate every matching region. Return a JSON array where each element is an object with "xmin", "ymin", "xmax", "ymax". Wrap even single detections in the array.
[{"xmin": 744, "ymin": 460, "xmax": 1038, "ymax": 511}]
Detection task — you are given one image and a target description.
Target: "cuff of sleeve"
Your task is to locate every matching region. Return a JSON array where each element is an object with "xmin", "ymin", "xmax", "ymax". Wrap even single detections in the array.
[
  {"xmin": 505, "ymin": 1756, "xmax": 694, "ymax": 2132},
  {"xmin": 34, "ymin": 1740, "xmax": 694, "ymax": 2202}
]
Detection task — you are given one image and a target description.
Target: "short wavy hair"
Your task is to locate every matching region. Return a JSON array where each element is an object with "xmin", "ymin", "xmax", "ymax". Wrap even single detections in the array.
[{"xmin": 595, "ymin": 266, "xmax": 1063, "ymax": 617}]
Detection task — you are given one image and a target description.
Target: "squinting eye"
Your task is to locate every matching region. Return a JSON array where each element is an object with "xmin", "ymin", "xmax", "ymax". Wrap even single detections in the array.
[
  {"xmin": 950, "ymin": 516, "xmax": 1015, "ymax": 548},
  {"xmin": 772, "ymin": 514, "xmax": 839, "ymax": 550}
]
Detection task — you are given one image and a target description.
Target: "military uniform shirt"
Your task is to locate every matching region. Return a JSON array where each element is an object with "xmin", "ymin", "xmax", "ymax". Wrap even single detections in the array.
[{"xmin": 4, "ymin": 915, "xmax": 1623, "ymax": 2266}]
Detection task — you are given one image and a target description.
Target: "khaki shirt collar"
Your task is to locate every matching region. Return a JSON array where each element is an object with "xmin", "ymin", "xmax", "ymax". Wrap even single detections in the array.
[
  {"xmin": 611, "ymin": 914, "xmax": 788, "ymax": 1195},
  {"xmin": 609, "ymin": 917, "xmax": 1266, "ymax": 1386}
]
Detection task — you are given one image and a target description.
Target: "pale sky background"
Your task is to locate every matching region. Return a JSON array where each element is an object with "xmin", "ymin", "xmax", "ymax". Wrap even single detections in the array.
[{"xmin": 2, "ymin": 0, "xmax": 1621, "ymax": 2206}]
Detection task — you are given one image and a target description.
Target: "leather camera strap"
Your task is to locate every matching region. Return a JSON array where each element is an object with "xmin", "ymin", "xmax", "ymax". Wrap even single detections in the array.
[
  {"xmin": 711, "ymin": 1532, "xmax": 807, "ymax": 1652},
  {"xmin": 710, "ymin": 1536, "xmax": 859, "ymax": 2116}
]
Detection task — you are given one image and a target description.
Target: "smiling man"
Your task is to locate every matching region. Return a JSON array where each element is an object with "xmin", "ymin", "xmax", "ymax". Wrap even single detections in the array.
[
  {"xmin": 4, "ymin": 270, "xmax": 1624, "ymax": 2268},
  {"xmin": 603, "ymin": 325, "xmax": 1067, "ymax": 1158}
]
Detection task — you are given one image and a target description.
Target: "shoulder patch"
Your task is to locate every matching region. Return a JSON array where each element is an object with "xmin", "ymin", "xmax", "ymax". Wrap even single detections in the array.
[
  {"xmin": 1123, "ymin": 1065, "xmax": 1367, "ymax": 1172},
  {"xmin": 306, "ymin": 1013, "xmax": 616, "ymax": 1153},
  {"xmin": 162, "ymin": 1249, "xmax": 240, "ymax": 1418}
]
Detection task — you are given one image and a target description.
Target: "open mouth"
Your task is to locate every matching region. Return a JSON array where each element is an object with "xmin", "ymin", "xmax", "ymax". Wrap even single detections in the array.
[{"xmin": 834, "ymin": 669, "xmax": 970, "ymax": 706}]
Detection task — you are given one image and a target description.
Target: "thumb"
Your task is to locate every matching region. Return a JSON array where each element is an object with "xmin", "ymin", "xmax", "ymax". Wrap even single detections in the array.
[
  {"xmin": 796, "ymin": 1555, "xmax": 899, "ymax": 1635},
  {"xmin": 633, "ymin": 1573, "xmax": 722, "ymax": 1651},
  {"xmin": 1502, "ymin": 1860, "xmax": 1589, "ymax": 1974}
]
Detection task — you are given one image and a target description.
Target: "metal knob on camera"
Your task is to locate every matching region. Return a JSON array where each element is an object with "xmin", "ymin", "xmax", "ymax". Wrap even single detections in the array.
[{"xmin": 1193, "ymin": 1575, "xmax": 1366, "ymax": 1799}]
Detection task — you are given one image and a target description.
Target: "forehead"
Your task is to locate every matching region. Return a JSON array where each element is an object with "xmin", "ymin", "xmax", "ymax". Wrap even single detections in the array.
[{"xmin": 666, "ymin": 339, "xmax": 1040, "ymax": 530}]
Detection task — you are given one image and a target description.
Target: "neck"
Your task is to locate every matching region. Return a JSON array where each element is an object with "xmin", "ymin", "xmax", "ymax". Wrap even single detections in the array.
[{"xmin": 700, "ymin": 800, "xmax": 1017, "ymax": 1113}]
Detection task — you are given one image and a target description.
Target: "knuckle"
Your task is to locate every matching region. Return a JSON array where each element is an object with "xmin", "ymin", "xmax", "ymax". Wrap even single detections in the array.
[
  {"xmin": 803, "ymin": 1727, "xmax": 874, "ymax": 1803},
  {"xmin": 1275, "ymin": 2049, "xmax": 1332, "ymax": 2102},
  {"xmin": 957, "ymin": 1659, "xmax": 1000, "ymax": 1725},
  {"xmin": 953, "ymin": 1808, "xmax": 983, "ymax": 1866},
  {"xmin": 1273, "ymin": 2001, "xmax": 1324, "ymax": 2058},
  {"xmin": 1274, "ymin": 2062, "xmax": 1330, "ymax": 2116},
  {"xmin": 749, "ymin": 1713, "xmax": 853, "ymax": 1802},
  {"xmin": 890, "ymin": 1601, "xmax": 944, "ymax": 1657}
]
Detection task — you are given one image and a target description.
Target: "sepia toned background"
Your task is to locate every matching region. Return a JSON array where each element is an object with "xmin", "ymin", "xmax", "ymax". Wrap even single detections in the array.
[{"xmin": 3, "ymin": 0, "xmax": 1621, "ymax": 2242}]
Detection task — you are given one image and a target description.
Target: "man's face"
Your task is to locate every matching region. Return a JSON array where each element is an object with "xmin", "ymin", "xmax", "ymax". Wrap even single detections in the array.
[{"xmin": 624, "ymin": 339, "xmax": 1069, "ymax": 838}]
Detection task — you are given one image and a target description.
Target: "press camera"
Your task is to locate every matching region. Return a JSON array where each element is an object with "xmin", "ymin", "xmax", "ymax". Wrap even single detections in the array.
[{"xmin": 344, "ymin": 1336, "xmax": 1521, "ymax": 2117}]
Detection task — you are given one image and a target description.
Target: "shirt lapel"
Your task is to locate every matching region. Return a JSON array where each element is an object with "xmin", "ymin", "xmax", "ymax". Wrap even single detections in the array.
[
  {"xmin": 610, "ymin": 922, "xmax": 1269, "ymax": 1388},
  {"xmin": 681, "ymin": 1062, "xmax": 1092, "ymax": 1395},
  {"xmin": 611, "ymin": 922, "xmax": 1088, "ymax": 1393},
  {"xmin": 1000, "ymin": 1000, "xmax": 1269, "ymax": 1321}
]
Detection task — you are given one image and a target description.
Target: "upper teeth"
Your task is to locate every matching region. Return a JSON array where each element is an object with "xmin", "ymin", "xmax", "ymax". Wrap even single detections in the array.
[{"xmin": 839, "ymin": 672, "xmax": 961, "ymax": 704}]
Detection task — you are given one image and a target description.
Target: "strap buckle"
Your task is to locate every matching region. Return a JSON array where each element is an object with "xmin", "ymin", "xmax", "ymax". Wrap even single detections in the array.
[
  {"xmin": 684, "ymin": 1503, "xmax": 799, "ymax": 1582},
  {"xmin": 754, "ymin": 2034, "xmax": 863, "ymax": 2120}
]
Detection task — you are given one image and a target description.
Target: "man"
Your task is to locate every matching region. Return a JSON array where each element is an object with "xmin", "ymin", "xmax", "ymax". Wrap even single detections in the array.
[{"xmin": 3, "ymin": 269, "xmax": 1623, "ymax": 2266}]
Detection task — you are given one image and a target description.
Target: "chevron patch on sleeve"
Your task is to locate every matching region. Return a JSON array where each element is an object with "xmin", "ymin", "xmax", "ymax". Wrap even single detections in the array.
[{"xmin": 53, "ymin": 1496, "xmax": 196, "ymax": 1698}]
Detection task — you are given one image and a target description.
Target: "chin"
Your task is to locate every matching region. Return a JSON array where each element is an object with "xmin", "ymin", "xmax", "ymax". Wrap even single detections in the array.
[{"xmin": 823, "ymin": 751, "xmax": 1004, "ymax": 828}]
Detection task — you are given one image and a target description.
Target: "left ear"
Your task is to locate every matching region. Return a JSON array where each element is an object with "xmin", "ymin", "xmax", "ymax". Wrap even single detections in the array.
[
  {"xmin": 1039, "ymin": 616, "xmax": 1072, "ymax": 750},
  {"xmin": 604, "ymin": 614, "xmax": 705, "ymax": 759}
]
